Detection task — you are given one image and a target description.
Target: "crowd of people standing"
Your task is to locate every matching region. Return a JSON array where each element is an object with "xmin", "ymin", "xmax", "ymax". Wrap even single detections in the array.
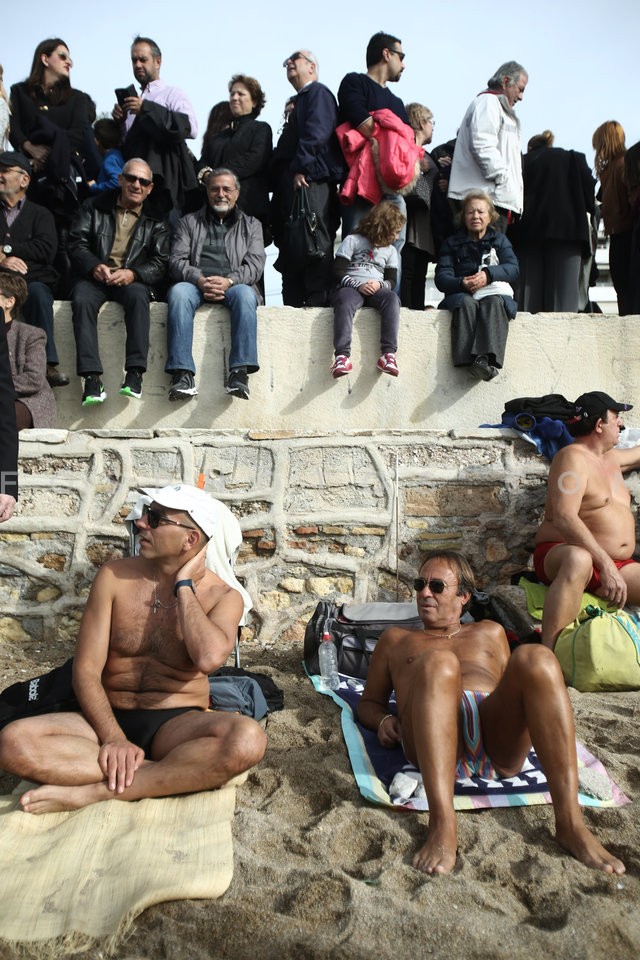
[{"xmin": 0, "ymin": 31, "xmax": 638, "ymax": 420}]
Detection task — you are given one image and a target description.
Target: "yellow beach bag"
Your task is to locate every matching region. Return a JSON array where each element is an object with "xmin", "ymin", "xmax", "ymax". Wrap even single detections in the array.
[{"xmin": 555, "ymin": 604, "xmax": 640, "ymax": 691}]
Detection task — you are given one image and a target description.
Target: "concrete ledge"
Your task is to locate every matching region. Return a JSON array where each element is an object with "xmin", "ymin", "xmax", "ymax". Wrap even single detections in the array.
[{"xmin": 48, "ymin": 302, "xmax": 640, "ymax": 432}]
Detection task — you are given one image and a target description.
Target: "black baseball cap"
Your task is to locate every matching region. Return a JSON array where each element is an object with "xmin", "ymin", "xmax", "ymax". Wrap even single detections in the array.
[
  {"xmin": 575, "ymin": 391, "xmax": 632, "ymax": 417},
  {"xmin": 0, "ymin": 151, "xmax": 32, "ymax": 176},
  {"xmin": 567, "ymin": 391, "xmax": 632, "ymax": 436}
]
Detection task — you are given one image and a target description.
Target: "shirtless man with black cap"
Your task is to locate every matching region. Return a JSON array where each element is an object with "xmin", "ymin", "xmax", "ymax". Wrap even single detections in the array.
[{"xmin": 534, "ymin": 391, "xmax": 640, "ymax": 649}]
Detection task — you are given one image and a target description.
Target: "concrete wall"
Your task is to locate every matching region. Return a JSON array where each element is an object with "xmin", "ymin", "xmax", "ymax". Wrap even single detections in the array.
[
  {"xmin": 2, "ymin": 305, "xmax": 639, "ymax": 651},
  {"xmin": 49, "ymin": 303, "xmax": 640, "ymax": 432}
]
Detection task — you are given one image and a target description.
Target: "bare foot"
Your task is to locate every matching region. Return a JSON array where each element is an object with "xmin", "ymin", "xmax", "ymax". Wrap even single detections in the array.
[
  {"xmin": 412, "ymin": 816, "xmax": 457, "ymax": 875},
  {"xmin": 20, "ymin": 782, "xmax": 107, "ymax": 815},
  {"xmin": 556, "ymin": 821, "xmax": 625, "ymax": 875}
]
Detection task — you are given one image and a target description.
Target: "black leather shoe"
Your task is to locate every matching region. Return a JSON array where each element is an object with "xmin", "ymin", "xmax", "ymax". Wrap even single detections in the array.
[
  {"xmin": 469, "ymin": 356, "xmax": 498, "ymax": 382},
  {"xmin": 46, "ymin": 365, "xmax": 70, "ymax": 387}
]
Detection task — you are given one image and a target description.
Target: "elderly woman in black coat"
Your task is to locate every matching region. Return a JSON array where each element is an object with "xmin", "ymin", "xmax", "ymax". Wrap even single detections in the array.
[
  {"xmin": 435, "ymin": 191, "xmax": 519, "ymax": 381},
  {"xmin": 199, "ymin": 75, "xmax": 272, "ymax": 239}
]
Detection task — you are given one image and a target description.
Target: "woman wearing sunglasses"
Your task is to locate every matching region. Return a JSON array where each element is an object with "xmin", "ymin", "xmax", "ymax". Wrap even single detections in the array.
[{"xmin": 9, "ymin": 39, "xmax": 97, "ymax": 301}]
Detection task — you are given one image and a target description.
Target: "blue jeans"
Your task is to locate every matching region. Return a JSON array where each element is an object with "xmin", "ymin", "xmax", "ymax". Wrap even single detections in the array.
[{"xmin": 166, "ymin": 282, "xmax": 259, "ymax": 374}]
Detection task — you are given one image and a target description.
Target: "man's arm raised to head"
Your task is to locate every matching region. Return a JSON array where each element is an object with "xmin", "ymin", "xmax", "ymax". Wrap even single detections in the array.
[{"xmin": 174, "ymin": 546, "xmax": 243, "ymax": 674}]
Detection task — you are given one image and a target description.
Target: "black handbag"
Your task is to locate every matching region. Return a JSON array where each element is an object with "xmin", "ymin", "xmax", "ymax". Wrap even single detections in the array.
[
  {"xmin": 303, "ymin": 600, "xmax": 423, "ymax": 679},
  {"xmin": 285, "ymin": 185, "xmax": 331, "ymax": 266},
  {"xmin": 0, "ymin": 659, "xmax": 78, "ymax": 731}
]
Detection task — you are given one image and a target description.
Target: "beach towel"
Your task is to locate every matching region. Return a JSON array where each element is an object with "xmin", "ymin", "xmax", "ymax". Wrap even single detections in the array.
[
  {"xmin": 0, "ymin": 774, "xmax": 246, "ymax": 958},
  {"xmin": 308, "ymin": 672, "xmax": 629, "ymax": 812}
]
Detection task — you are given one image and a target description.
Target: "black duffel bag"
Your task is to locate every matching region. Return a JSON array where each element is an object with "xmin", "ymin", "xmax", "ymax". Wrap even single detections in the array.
[{"xmin": 304, "ymin": 600, "xmax": 423, "ymax": 680}]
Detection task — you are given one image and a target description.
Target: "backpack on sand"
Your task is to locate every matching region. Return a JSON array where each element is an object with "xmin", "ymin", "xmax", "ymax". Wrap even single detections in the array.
[{"xmin": 304, "ymin": 600, "xmax": 423, "ymax": 679}]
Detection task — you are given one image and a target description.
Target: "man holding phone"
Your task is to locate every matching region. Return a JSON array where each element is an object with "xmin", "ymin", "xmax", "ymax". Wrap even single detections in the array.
[{"xmin": 113, "ymin": 36, "xmax": 198, "ymax": 213}]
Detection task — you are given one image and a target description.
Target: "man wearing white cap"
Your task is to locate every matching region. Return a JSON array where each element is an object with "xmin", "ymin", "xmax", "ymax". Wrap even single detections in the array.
[{"xmin": 0, "ymin": 483, "xmax": 266, "ymax": 813}]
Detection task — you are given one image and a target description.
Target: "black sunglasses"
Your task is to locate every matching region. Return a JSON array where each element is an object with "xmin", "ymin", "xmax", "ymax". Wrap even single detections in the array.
[
  {"xmin": 123, "ymin": 173, "xmax": 152, "ymax": 187},
  {"xmin": 413, "ymin": 578, "xmax": 455, "ymax": 594},
  {"xmin": 283, "ymin": 51, "xmax": 314, "ymax": 68},
  {"xmin": 140, "ymin": 504, "xmax": 194, "ymax": 530},
  {"xmin": 388, "ymin": 48, "xmax": 405, "ymax": 62}
]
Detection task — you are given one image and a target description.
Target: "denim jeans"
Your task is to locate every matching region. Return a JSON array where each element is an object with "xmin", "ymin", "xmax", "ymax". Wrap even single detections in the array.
[
  {"xmin": 166, "ymin": 282, "xmax": 259, "ymax": 374},
  {"xmin": 332, "ymin": 285, "xmax": 400, "ymax": 356}
]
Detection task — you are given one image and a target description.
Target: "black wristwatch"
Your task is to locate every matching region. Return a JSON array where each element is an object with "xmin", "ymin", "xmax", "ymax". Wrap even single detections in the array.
[
  {"xmin": 2, "ymin": 245, "xmax": 12, "ymax": 255},
  {"xmin": 173, "ymin": 579, "xmax": 196, "ymax": 596}
]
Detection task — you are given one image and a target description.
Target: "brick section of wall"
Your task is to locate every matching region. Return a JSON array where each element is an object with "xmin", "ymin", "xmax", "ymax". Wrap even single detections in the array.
[{"xmin": 1, "ymin": 429, "xmax": 635, "ymax": 652}]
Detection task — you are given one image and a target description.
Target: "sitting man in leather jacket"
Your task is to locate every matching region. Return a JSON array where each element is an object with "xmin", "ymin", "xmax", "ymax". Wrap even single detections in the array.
[{"xmin": 67, "ymin": 157, "xmax": 170, "ymax": 406}]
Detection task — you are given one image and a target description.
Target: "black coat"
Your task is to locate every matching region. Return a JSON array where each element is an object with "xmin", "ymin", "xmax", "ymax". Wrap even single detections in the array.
[
  {"xmin": 435, "ymin": 228, "xmax": 519, "ymax": 318},
  {"xmin": 123, "ymin": 100, "xmax": 199, "ymax": 212},
  {"xmin": 199, "ymin": 116, "xmax": 272, "ymax": 226},
  {"xmin": 508, "ymin": 147, "xmax": 595, "ymax": 254},
  {"xmin": 0, "ymin": 198, "xmax": 58, "ymax": 287}
]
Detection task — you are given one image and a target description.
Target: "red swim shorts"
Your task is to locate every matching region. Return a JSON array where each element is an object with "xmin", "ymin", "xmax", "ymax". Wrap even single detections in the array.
[{"xmin": 533, "ymin": 540, "xmax": 638, "ymax": 592}]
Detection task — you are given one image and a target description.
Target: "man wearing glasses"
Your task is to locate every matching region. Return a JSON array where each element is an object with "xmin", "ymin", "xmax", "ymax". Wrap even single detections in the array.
[
  {"xmin": 337, "ymin": 32, "xmax": 413, "ymax": 257},
  {"xmin": 270, "ymin": 49, "xmax": 346, "ymax": 307},
  {"xmin": 0, "ymin": 483, "xmax": 267, "ymax": 814},
  {"xmin": 68, "ymin": 158, "xmax": 170, "ymax": 406},
  {"xmin": 358, "ymin": 549, "xmax": 624, "ymax": 878},
  {"xmin": 0, "ymin": 151, "xmax": 65, "ymax": 388},
  {"xmin": 166, "ymin": 168, "xmax": 265, "ymax": 400}
]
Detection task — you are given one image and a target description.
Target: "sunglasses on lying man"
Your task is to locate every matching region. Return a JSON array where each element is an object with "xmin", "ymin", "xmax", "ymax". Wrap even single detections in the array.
[
  {"xmin": 413, "ymin": 578, "xmax": 458, "ymax": 594},
  {"xmin": 139, "ymin": 503, "xmax": 196, "ymax": 530}
]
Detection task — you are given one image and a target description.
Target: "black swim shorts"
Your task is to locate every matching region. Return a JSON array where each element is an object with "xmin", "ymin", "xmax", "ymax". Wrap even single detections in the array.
[{"xmin": 111, "ymin": 706, "xmax": 202, "ymax": 755}]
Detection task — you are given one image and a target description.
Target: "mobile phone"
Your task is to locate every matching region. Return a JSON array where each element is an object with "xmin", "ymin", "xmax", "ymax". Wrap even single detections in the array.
[{"xmin": 115, "ymin": 85, "xmax": 136, "ymax": 106}]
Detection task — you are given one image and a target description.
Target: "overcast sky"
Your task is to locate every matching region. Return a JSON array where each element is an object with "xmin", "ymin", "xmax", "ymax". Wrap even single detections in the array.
[{"xmin": 4, "ymin": 0, "xmax": 638, "ymax": 302}]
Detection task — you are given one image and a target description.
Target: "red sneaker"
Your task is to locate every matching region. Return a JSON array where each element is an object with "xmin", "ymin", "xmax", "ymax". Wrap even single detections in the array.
[
  {"xmin": 377, "ymin": 353, "xmax": 399, "ymax": 376},
  {"xmin": 331, "ymin": 354, "xmax": 353, "ymax": 379}
]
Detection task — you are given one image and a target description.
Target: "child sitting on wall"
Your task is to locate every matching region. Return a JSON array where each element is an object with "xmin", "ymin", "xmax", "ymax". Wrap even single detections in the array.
[
  {"xmin": 330, "ymin": 201, "xmax": 406, "ymax": 379},
  {"xmin": 87, "ymin": 118, "xmax": 124, "ymax": 193}
]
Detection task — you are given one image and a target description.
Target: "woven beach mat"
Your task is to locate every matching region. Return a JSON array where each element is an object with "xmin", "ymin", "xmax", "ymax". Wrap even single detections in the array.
[{"xmin": 0, "ymin": 775, "xmax": 246, "ymax": 959}]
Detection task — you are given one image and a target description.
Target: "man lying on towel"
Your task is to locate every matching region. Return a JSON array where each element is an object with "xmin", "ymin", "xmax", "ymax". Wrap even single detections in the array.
[
  {"xmin": 358, "ymin": 549, "xmax": 624, "ymax": 877},
  {"xmin": 0, "ymin": 484, "xmax": 266, "ymax": 813}
]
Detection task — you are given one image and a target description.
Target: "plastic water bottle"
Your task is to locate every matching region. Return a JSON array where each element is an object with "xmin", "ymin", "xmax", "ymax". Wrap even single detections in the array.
[{"xmin": 319, "ymin": 632, "xmax": 340, "ymax": 691}]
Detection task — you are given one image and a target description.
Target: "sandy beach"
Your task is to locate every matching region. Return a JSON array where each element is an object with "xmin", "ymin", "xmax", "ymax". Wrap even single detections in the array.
[{"xmin": 0, "ymin": 633, "xmax": 639, "ymax": 960}]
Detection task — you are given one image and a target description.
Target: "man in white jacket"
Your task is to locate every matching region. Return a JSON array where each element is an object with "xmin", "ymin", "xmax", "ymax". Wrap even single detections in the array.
[{"xmin": 448, "ymin": 61, "xmax": 528, "ymax": 232}]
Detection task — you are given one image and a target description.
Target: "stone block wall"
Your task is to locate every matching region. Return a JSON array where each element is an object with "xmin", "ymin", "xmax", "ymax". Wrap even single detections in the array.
[
  {"xmin": 0, "ymin": 426, "xmax": 573, "ymax": 653},
  {"xmin": 3, "ymin": 305, "xmax": 640, "ymax": 655}
]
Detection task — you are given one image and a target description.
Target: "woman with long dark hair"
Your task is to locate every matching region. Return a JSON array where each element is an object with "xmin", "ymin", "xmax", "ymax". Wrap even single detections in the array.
[
  {"xmin": 9, "ymin": 39, "xmax": 95, "ymax": 218},
  {"xmin": 9, "ymin": 39, "xmax": 96, "ymax": 302},
  {"xmin": 592, "ymin": 121, "xmax": 633, "ymax": 315}
]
